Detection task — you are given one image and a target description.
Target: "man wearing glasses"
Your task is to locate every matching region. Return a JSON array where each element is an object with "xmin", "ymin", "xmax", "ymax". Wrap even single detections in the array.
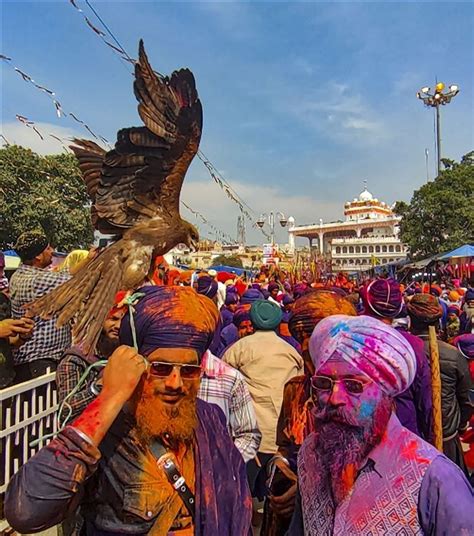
[
  {"xmin": 288, "ymin": 314, "xmax": 474, "ymax": 535},
  {"xmin": 6, "ymin": 286, "xmax": 252, "ymax": 535}
]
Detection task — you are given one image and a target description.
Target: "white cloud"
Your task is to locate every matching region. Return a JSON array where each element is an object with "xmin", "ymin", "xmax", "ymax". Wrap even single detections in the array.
[
  {"xmin": 1, "ymin": 121, "xmax": 91, "ymax": 155},
  {"xmin": 181, "ymin": 178, "xmax": 342, "ymax": 245}
]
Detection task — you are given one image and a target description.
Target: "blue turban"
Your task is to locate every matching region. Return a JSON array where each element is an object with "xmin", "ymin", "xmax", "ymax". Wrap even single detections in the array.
[
  {"xmin": 196, "ymin": 275, "xmax": 218, "ymax": 299},
  {"xmin": 120, "ymin": 286, "xmax": 218, "ymax": 358},
  {"xmin": 225, "ymin": 292, "xmax": 239, "ymax": 306},
  {"xmin": 241, "ymin": 288, "xmax": 264, "ymax": 304},
  {"xmin": 251, "ymin": 300, "xmax": 282, "ymax": 331}
]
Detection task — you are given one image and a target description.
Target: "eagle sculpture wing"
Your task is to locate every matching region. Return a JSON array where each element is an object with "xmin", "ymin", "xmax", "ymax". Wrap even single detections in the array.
[{"xmin": 28, "ymin": 40, "xmax": 202, "ymax": 354}]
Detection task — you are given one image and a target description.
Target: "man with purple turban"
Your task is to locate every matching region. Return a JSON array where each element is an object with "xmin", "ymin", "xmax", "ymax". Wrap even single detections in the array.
[
  {"xmin": 220, "ymin": 292, "xmax": 239, "ymax": 328},
  {"xmin": 361, "ymin": 278, "xmax": 433, "ymax": 442},
  {"xmin": 288, "ymin": 315, "xmax": 474, "ymax": 535},
  {"xmin": 6, "ymin": 286, "xmax": 252, "ymax": 535},
  {"xmin": 216, "ymin": 290, "xmax": 262, "ymax": 356},
  {"xmin": 408, "ymin": 293, "xmax": 473, "ymax": 474}
]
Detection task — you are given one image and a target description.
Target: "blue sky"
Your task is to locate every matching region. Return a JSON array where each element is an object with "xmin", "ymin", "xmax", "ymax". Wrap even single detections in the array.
[{"xmin": 2, "ymin": 1, "xmax": 473, "ymax": 245}]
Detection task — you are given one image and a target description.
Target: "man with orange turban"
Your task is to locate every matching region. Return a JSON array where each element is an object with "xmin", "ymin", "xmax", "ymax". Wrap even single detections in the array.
[{"xmin": 6, "ymin": 286, "xmax": 252, "ymax": 535}]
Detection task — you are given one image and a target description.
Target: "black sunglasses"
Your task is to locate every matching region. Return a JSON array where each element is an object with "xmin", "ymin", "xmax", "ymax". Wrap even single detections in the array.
[
  {"xmin": 149, "ymin": 361, "xmax": 202, "ymax": 380},
  {"xmin": 310, "ymin": 375, "xmax": 368, "ymax": 395}
]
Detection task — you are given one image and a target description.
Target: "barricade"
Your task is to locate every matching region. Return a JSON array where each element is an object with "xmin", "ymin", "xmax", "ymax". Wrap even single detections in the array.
[{"xmin": 0, "ymin": 372, "xmax": 58, "ymax": 532}]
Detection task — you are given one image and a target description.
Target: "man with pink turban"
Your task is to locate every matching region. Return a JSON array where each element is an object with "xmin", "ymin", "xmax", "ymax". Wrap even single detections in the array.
[{"xmin": 288, "ymin": 315, "xmax": 474, "ymax": 535}]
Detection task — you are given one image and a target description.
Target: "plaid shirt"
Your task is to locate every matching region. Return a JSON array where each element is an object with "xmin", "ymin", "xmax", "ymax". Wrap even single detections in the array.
[
  {"xmin": 10, "ymin": 264, "xmax": 71, "ymax": 365},
  {"xmin": 56, "ymin": 348, "xmax": 102, "ymax": 423},
  {"xmin": 198, "ymin": 351, "xmax": 261, "ymax": 462}
]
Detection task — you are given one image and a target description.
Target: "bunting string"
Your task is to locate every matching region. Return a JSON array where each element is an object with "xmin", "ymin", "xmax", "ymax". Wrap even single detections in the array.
[
  {"xmin": 181, "ymin": 201, "xmax": 235, "ymax": 244},
  {"xmin": 3, "ymin": 0, "xmax": 270, "ymax": 244},
  {"xmin": 0, "ymin": 54, "xmax": 110, "ymax": 145},
  {"xmin": 67, "ymin": 0, "xmax": 269, "ymax": 242}
]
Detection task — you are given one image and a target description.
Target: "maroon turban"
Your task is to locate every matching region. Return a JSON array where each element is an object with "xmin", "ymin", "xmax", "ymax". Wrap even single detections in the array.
[
  {"xmin": 407, "ymin": 294, "xmax": 443, "ymax": 324},
  {"xmin": 361, "ymin": 278, "xmax": 403, "ymax": 318}
]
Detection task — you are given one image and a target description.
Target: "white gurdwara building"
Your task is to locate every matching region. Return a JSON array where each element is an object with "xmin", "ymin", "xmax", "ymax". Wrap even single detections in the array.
[{"xmin": 288, "ymin": 187, "xmax": 408, "ymax": 272}]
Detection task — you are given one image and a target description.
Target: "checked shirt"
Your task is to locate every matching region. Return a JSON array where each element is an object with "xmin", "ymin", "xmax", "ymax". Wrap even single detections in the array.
[
  {"xmin": 199, "ymin": 350, "xmax": 261, "ymax": 462},
  {"xmin": 10, "ymin": 264, "xmax": 71, "ymax": 365}
]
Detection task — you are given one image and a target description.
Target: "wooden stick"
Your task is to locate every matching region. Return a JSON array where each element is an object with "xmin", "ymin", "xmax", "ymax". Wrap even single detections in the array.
[{"xmin": 428, "ymin": 325, "xmax": 443, "ymax": 451}]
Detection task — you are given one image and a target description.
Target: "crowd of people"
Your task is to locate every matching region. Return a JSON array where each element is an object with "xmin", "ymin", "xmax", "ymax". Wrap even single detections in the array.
[{"xmin": 1, "ymin": 230, "xmax": 474, "ymax": 535}]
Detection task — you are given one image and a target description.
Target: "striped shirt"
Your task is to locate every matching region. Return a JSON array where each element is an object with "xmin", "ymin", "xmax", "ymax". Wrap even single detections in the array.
[
  {"xmin": 10, "ymin": 264, "xmax": 71, "ymax": 364},
  {"xmin": 198, "ymin": 351, "xmax": 261, "ymax": 462}
]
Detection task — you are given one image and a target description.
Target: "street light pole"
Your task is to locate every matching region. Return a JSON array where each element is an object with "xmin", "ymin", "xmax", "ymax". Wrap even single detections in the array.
[
  {"xmin": 417, "ymin": 82, "xmax": 459, "ymax": 177},
  {"xmin": 256, "ymin": 211, "xmax": 288, "ymax": 246},
  {"xmin": 436, "ymin": 104, "xmax": 441, "ymax": 176},
  {"xmin": 269, "ymin": 211, "xmax": 275, "ymax": 245}
]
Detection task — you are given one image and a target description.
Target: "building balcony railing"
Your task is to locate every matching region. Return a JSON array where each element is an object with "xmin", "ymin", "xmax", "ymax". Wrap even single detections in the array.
[
  {"xmin": 332, "ymin": 251, "xmax": 407, "ymax": 258},
  {"xmin": 331, "ymin": 235, "xmax": 403, "ymax": 244}
]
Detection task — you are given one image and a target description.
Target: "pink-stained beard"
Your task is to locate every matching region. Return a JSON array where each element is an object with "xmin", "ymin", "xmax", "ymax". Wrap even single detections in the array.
[{"xmin": 312, "ymin": 396, "xmax": 393, "ymax": 505}]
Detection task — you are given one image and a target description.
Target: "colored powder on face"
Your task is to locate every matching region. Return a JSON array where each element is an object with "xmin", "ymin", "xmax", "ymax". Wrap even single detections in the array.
[{"xmin": 359, "ymin": 399, "xmax": 376, "ymax": 420}]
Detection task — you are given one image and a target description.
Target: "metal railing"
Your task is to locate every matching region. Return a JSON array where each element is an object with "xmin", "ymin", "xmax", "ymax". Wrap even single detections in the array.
[{"xmin": 0, "ymin": 372, "xmax": 58, "ymax": 530}]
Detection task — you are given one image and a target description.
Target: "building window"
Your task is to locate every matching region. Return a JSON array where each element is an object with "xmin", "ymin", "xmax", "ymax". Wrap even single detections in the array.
[
  {"xmin": 375, "ymin": 245, "xmax": 381, "ymax": 253},
  {"xmin": 368, "ymin": 245, "xmax": 374, "ymax": 253},
  {"xmin": 342, "ymin": 246, "xmax": 347, "ymax": 254},
  {"xmin": 355, "ymin": 246, "xmax": 361, "ymax": 253},
  {"xmin": 349, "ymin": 246, "xmax": 354, "ymax": 254},
  {"xmin": 396, "ymin": 245, "xmax": 401, "ymax": 252},
  {"xmin": 382, "ymin": 245, "xmax": 388, "ymax": 252},
  {"xmin": 362, "ymin": 246, "xmax": 367, "ymax": 253},
  {"xmin": 389, "ymin": 245, "xmax": 394, "ymax": 252},
  {"xmin": 336, "ymin": 246, "xmax": 341, "ymax": 254}
]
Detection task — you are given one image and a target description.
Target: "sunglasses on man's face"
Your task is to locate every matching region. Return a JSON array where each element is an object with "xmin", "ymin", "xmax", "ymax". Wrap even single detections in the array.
[
  {"xmin": 310, "ymin": 375, "xmax": 368, "ymax": 395},
  {"xmin": 149, "ymin": 361, "xmax": 202, "ymax": 380}
]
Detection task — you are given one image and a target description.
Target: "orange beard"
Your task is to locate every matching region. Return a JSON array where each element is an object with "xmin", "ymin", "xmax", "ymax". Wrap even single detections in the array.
[{"xmin": 131, "ymin": 378, "xmax": 199, "ymax": 446}]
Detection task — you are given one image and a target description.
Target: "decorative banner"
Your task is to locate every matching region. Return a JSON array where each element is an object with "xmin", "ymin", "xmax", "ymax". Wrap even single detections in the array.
[
  {"xmin": 181, "ymin": 201, "xmax": 235, "ymax": 244},
  {"xmin": 69, "ymin": 0, "xmax": 135, "ymax": 67},
  {"xmin": 4, "ymin": 2, "xmax": 269, "ymax": 244},
  {"xmin": 66, "ymin": 1, "xmax": 269, "ymax": 238},
  {"xmin": 1, "ymin": 54, "xmax": 109, "ymax": 144}
]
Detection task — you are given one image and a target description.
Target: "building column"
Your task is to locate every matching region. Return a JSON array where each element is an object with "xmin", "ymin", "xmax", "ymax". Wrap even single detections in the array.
[
  {"xmin": 308, "ymin": 237, "xmax": 313, "ymax": 250},
  {"xmin": 288, "ymin": 232, "xmax": 295, "ymax": 254},
  {"xmin": 356, "ymin": 227, "xmax": 362, "ymax": 238},
  {"xmin": 318, "ymin": 232, "xmax": 324, "ymax": 254}
]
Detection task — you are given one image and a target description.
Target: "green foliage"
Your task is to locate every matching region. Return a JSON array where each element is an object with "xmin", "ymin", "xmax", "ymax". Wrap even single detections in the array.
[
  {"xmin": 0, "ymin": 145, "xmax": 94, "ymax": 251},
  {"xmin": 212, "ymin": 254, "xmax": 243, "ymax": 268},
  {"xmin": 399, "ymin": 152, "xmax": 474, "ymax": 259},
  {"xmin": 392, "ymin": 200, "xmax": 409, "ymax": 217}
]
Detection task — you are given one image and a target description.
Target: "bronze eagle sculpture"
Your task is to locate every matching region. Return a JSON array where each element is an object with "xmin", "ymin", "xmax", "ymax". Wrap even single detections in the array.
[{"xmin": 28, "ymin": 40, "xmax": 201, "ymax": 353}]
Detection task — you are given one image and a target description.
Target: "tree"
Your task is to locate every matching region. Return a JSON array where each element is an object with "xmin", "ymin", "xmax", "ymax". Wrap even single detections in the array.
[
  {"xmin": 211, "ymin": 254, "xmax": 243, "ymax": 268},
  {"xmin": 392, "ymin": 200, "xmax": 409, "ymax": 217},
  {"xmin": 399, "ymin": 152, "xmax": 474, "ymax": 259},
  {"xmin": 0, "ymin": 145, "xmax": 93, "ymax": 251}
]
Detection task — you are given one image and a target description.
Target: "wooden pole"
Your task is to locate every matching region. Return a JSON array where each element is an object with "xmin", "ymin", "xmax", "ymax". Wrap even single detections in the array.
[{"xmin": 428, "ymin": 325, "xmax": 443, "ymax": 451}]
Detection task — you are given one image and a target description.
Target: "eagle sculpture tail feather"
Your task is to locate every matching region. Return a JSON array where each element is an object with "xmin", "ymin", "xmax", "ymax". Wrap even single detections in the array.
[{"xmin": 27, "ymin": 243, "xmax": 124, "ymax": 355}]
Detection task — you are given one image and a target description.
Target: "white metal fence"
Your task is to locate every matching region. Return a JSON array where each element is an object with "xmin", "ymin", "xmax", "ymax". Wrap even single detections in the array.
[{"xmin": 1, "ymin": 372, "xmax": 58, "ymax": 531}]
